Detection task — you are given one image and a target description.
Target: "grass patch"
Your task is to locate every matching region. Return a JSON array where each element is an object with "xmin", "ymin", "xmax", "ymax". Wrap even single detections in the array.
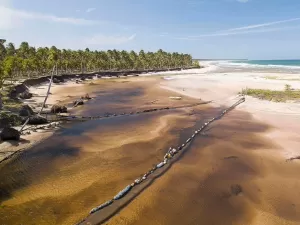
[
  {"xmin": 240, "ymin": 86, "xmax": 300, "ymax": 102},
  {"xmin": 0, "ymin": 111, "xmax": 23, "ymax": 126},
  {"xmin": 264, "ymin": 75, "xmax": 278, "ymax": 80},
  {"xmin": 264, "ymin": 76, "xmax": 300, "ymax": 81},
  {"xmin": 1, "ymin": 88, "xmax": 23, "ymax": 112}
]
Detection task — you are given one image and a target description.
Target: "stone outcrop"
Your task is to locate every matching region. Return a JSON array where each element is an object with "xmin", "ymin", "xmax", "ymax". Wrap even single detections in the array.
[
  {"xmin": 51, "ymin": 105, "xmax": 68, "ymax": 113},
  {"xmin": 0, "ymin": 118, "xmax": 10, "ymax": 129},
  {"xmin": 19, "ymin": 105, "xmax": 35, "ymax": 117},
  {"xmin": 28, "ymin": 115, "xmax": 48, "ymax": 125},
  {"xmin": 81, "ymin": 94, "xmax": 91, "ymax": 100},
  {"xmin": 19, "ymin": 91, "xmax": 33, "ymax": 99},
  {"xmin": 73, "ymin": 100, "xmax": 84, "ymax": 107},
  {"xmin": 53, "ymin": 78, "xmax": 60, "ymax": 84},
  {"xmin": 0, "ymin": 127, "xmax": 20, "ymax": 141}
]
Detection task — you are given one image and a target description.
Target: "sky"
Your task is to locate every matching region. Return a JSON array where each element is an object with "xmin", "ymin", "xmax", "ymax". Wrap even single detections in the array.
[{"xmin": 1, "ymin": 0, "xmax": 300, "ymax": 59}]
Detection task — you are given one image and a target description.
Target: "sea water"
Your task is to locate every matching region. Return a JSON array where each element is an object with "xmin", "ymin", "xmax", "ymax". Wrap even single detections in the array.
[{"xmin": 221, "ymin": 59, "xmax": 300, "ymax": 70}]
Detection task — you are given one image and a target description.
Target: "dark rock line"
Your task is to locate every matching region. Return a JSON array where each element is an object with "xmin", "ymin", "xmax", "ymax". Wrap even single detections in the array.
[
  {"xmin": 57, "ymin": 101, "xmax": 213, "ymax": 122},
  {"xmin": 77, "ymin": 97, "xmax": 245, "ymax": 225}
]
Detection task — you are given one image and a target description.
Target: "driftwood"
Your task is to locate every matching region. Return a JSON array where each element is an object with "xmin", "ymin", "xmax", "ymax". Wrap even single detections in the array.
[
  {"xmin": 39, "ymin": 66, "xmax": 56, "ymax": 115},
  {"xmin": 0, "ymin": 93, "xmax": 2, "ymax": 110},
  {"xmin": 19, "ymin": 66, "xmax": 55, "ymax": 133}
]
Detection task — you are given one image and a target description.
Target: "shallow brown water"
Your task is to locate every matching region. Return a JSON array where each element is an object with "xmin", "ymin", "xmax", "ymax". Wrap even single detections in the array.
[
  {"xmin": 104, "ymin": 110, "xmax": 300, "ymax": 225},
  {"xmin": 0, "ymin": 78, "xmax": 211, "ymax": 225},
  {"xmin": 1, "ymin": 78, "xmax": 300, "ymax": 225}
]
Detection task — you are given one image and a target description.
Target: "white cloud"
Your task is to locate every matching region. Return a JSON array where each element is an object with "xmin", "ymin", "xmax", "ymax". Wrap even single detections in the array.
[
  {"xmin": 0, "ymin": 5, "xmax": 103, "ymax": 30},
  {"xmin": 166, "ymin": 17, "xmax": 300, "ymax": 40},
  {"xmin": 85, "ymin": 34, "xmax": 136, "ymax": 45},
  {"xmin": 227, "ymin": 17, "xmax": 300, "ymax": 31},
  {"xmin": 86, "ymin": 8, "xmax": 96, "ymax": 13},
  {"xmin": 173, "ymin": 25, "xmax": 300, "ymax": 40}
]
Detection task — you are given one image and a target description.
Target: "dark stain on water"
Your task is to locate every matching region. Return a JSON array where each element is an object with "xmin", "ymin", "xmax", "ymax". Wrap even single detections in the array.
[{"xmin": 77, "ymin": 87, "xmax": 145, "ymax": 116}]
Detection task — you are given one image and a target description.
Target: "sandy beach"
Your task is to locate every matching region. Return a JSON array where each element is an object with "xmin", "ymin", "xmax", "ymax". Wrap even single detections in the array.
[{"xmin": 1, "ymin": 62, "xmax": 300, "ymax": 225}]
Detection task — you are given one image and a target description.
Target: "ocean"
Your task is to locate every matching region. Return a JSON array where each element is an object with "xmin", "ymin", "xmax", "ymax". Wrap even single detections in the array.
[{"xmin": 219, "ymin": 59, "xmax": 300, "ymax": 70}]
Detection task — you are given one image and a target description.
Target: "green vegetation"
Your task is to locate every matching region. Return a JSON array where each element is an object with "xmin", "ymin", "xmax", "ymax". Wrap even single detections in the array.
[
  {"xmin": 264, "ymin": 75, "xmax": 300, "ymax": 81},
  {"xmin": 241, "ymin": 85, "xmax": 300, "ymax": 102},
  {"xmin": 192, "ymin": 60, "xmax": 201, "ymax": 68},
  {"xmin": 0, "ymin": 111, "xmax": 23, "ymax": 127},
  {"xmin": 1, "ymin": 84, "xmax": 22, "ymax": 111},
  {"xmin": 284, "ymin": 84, "xmax": 291, "ymax": 92},
  {"xmin": 0, "ymin": 39, "xmax": 194, "ymax": 89},
  {"xmin": 264, "ymin": 75, "xmax": 278, "ymax": 80}
]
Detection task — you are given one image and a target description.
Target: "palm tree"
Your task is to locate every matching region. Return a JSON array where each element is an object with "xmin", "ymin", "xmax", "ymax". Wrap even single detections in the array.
[
  {"xmin": 0, "ymin": 39, "xmax": 195, "ymax": 81},
  {"xmin": 18, "ymin": 42, "xmax": 30, "ymax": 59},
  {"xmin": 0, "ymin": 39, "xmax": 7, "ymax": 61},
  {"xmin": 49, "ymin": 46, "xmax": 59, "ymax": 75},
  {"xmin": 6, "ymin": 42, "xmax": 16, "ymax": 56},
  {"xmin": 3, "ymin": 56, "xmax": 17, "ymax": 83}
]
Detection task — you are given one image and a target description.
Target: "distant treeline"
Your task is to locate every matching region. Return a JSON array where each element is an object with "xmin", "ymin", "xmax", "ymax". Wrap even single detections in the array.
[{"xmin": 0, "ymin": 39, "xmax": 199, "ymax": 88}]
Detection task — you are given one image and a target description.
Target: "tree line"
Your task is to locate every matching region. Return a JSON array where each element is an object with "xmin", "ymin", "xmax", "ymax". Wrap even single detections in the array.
[{"xmin": 0, "ymin": 39, "xmax": 198, "ymax": 88}]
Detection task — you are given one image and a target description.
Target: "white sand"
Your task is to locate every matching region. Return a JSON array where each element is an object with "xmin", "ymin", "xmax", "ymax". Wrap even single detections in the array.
[
  {"xmin": 160, "ymin": 68, "xmax": 300, "ymax": 159},
  {"xmin": 22, "ymin": 80, "xmax": 85, "ymax": 109}
]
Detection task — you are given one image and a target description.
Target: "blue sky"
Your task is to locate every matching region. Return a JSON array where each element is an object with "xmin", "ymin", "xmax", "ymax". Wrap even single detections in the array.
[{"xmin": 1, "ymin": 0, "xmax": 300, "ymax": 59}]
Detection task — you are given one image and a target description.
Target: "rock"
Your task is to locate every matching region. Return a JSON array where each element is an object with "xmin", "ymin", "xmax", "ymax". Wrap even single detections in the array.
[
  {"xmin": 53, "ymin": 78, "xmax": 60, "ymax": 84},
  {"xmin": 73, "ymin": 100, "xmax": 84, "ymax": 107},
  {"xmin": 231, "ymin": 184, "xmax": 243, "ymax": 196},
  {"xmin": 53, "ymin": 76, "xmax": 64, "ymax": 83},
  {"xmin": 9, "ymin": 89, "xmax": 18, "ymax": 98},
  {"xmin": 51, "ymin": 105, "xmax": 67, "ymax": 113},
  {"xmin": 0, "ymin": 118, "xmax": 10, "ymax": 128},
  {"xmin": 28, "ymin": 115, "xmax": 48, "ymax": 125},
  {"xmin": 81, "ymin": 93, "xmax": 91, "ymax": 100},
  {"xmin": 0, "ymin": 127, "xmax": 20, "ymax": 141},
  {"xmin": 19, "ymin": 91, "xmax": 33, "ymax": 99},
  {"xmin": 19, "ymin": 105, "xmax": 35, "ymax": 117},
  {"xmin": 80, "ymin": 77, "xmax": 86, "ymax": 81}
]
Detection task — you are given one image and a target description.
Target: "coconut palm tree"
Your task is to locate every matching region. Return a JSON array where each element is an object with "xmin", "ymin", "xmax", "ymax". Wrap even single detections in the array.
[
  {"xmin": 0, "ymin": 39, "xmax": 7, "ymax": 61},
  {"xmin": 0, "ymin": 39, "xmax": 195, "ymax": 81},
  {"xmin": 6, "ymin": 42, "xmax": 16, "ymax": 57}
]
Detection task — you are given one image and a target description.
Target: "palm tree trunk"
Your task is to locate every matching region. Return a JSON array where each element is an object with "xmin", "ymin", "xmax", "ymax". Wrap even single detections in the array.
[{"xmin": 19, "ymin": 66, "xmax": 55, "ymax": 132}]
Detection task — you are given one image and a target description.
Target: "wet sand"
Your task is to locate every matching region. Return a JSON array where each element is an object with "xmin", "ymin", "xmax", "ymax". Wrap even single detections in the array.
[
  {"xmin": 105, "ymin": 109, "xmax": 300, "ymax": 225},
  {"xmin": 1, "ymin": 76, "xmax": 300, "ymax": 225},
  {"xmin": 0, "ymin": 77, "xmax": 209, "ymax": 225}
]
